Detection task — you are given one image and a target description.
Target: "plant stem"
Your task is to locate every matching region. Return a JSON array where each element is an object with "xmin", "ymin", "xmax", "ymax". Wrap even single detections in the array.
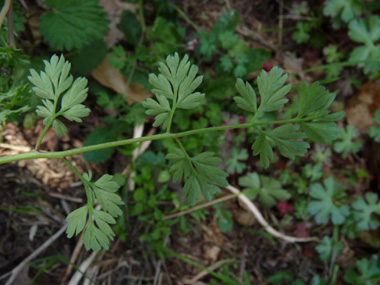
[
  {"xmin": 62, "ymin": 159, "xmax": 94, "ymax": 207},
  {"xmin": 0, "ymin": 118, "xmax": 302, "ymax": 165},
  {"xmin": 34, "ymin": 116, "xmax": 56, "ymax": 151}
]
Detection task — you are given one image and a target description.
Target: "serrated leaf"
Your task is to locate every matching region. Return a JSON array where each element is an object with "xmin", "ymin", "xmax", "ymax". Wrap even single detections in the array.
[
  {"xmin": 268, "ymin": 125, "xmax": 309, "ymax": 160},
  {"xmin": 234, "ymin": 78, "xmax": 257, "ymax": 113},
  {"xmin": 307, "ymin": 177, "xmax": 350, "ymax": 225},
  {"xmin": 297, "ymin": 81, "xmax": 335, "ymax": 118},
  {"xmin": 257, "ymin": 67, "xmax": 291, "ymax": 112},
  {"xmin": 301, "ymin": 121, "xmax": 339, "ymax": 144},
  {"xmin": 92, "ymin": 174, "xmax": 124, "ymax": 217},
  {"xmin": 352, "ymin": 192, "xmax": 380, "ymax": 231},
  {"xmin": 252, "ymin": 133, "xmax": 274, "ymax": 169},
  {"xmin": 29, "ymin": 55, "xmax": 90, "ymax": 136},
  {"xmin": 66, "ymin": 206, "xmax": 88, "ymax": 238},
  {"xmin": 39, "ymin": 0, "xmax": 109, "ymax": 51},
  {"xmin": 144, "ymin": 53, "xmax": 204, "ymax": 130},
  {"xmin": 166, "ymin": 149, "xmax": 228, "ymax": 205},
  {"xmin": 52, "ymin": 119, "xmax": 68, "ymax": 136}
]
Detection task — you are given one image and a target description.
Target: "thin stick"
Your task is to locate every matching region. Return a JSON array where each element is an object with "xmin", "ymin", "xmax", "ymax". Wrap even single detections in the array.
[
  {"xmin": 225, "ymin": 185, "xmax": 319, "ymax": 243},
  {"xmin": 0, "ymin": 143, "xmax": 31, "ymax": 152},
  {"xmin": 162, "ymin": 193, "xmax": 238, "ymax": 220},
  {"xmin": 3, "ymin": 224, "xmax": 68, "ymax": 285},
  {"xmin": 0, "ymin": 0, "xmax": 11, "ymax": 30}
]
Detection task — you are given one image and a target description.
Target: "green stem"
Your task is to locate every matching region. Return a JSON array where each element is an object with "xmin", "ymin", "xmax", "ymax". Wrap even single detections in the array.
[
  {"xmin": 1, "ymin": 118, "xmax": 303, "ymax": 165},
  {"xmin": 34, "ymin": 115, "xmax": 56, "ymax": 151},
  {"xmin": 166, "ymin": 84, "xmax": 179, "ymax": 133},
  {"xmin": 62, "ymin": 159, "xmax": 94, "ymax": 207},
  {"xmin": 167, "ymin": 3, "xmax": 199, "ymax": 32}
]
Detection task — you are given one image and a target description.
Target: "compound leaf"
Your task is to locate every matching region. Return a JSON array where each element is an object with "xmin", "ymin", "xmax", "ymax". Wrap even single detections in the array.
[
  {"xmin": 166, "ymin": 149, "xmax": 228, "ymax": 205},
  {"xmin": 143, "ymin": 53, "xmax": 204, "ymax": 130},
  {"xmin": 29, "ymin": 55, "xmax": 90, "ymax": 136},
  {"xmin": 252, "ymin": 133, "xmax": 273, "ymax": 169}
]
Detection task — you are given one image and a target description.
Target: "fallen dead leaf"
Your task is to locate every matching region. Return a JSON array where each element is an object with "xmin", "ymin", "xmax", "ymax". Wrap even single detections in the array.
[
  {"xmin": 91, "ymin": 56, "xmax": 151, "ymax": 105},
  {"xmin": 346, "ymin": 80, "xmax": 380, "ymax": 133},
  {"xmin": 99, "ymin": 0, "xmax": 138, "ymax": 48}
]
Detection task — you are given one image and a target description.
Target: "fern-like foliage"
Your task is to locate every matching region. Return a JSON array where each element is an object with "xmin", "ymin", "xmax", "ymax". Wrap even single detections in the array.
[
  {"xmin": 28, "ymin": 55, "xmax": 90, "ymax": 136},
  {"xmin": 142, "ymin": 53, "xmax": 204, "ymax": 131},
  {"xmin": 233, "ymin": 67, "xmax": 343, "ymax": 168},
  {"xmin": 166, "ymin": 148, "xmax": 228, "ymax": 205},
  {"xmin": 39, "ymin": 0, "xmax": 109, "ymax": 51},
  {"xmin": 66, "ymin": 172, "xmax": 124, "ymax": 251}
]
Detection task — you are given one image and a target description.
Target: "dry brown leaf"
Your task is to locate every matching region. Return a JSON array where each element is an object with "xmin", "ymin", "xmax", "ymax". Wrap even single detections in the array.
[
  {"xmin": 99, "ymin": 0, "xmax": 138, "ymax": 48},
  {"xmin": 346, "ymin": 80, "xmax": 380, "ymax": 133},
  {"xmin": 91, "ymin": 56, "xmax": 151, "ymax": 105}
]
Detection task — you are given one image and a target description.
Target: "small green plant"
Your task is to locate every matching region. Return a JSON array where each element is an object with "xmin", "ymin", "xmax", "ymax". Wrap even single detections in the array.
[
  {"xmin": 238, "ymin": 172, "xmax": 291, "ymax": 208},
  {"xmin": 0, "ymin": 52, "xmax": 343, "ymax": 250}
]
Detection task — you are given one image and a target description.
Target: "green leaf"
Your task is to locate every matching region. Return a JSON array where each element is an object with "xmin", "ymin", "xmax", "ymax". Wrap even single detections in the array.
[
  {"xmin": 166, "ymin": 149, "xmax": 228, "ymax": 205},
  {"xmin": 333, "ymin": 125, "xmax": 363, "ymax": 158},
  {"xmin": 226, "ymin": 148, "xmax": 248, "ymax": 174},
  {"xmin": 39, "ymin": 0, "xmax": 109, "ymax": 51},
  {"xmin": 348, "ymin": 16, "xmax": 380, "ymax": 74},
  {"xmin": 120, "ymin": 10, "xmax": 142, "ymax": 47},
  {"xmin": 70, "ymin": 39, "xmax": 107, "ymax": 74},
  {"xmin": 234, "ymin": 78, "xmax": 257, "ymax": 113},
  {"xmin": 307, "ymin": 177, "xmax": 350, "ymax": 225},
  {"xmin": 316, "ymin": 236, "xmax": 343, "ymax": 261},
  {"xmin": 218, "ymin": 30, "xmax": 238, "ymax": 49},
  {"xmin": 352, "ymin": 193, "xmax": 380, "ymax": 231},
  {"xmin": 301, "ymin": 121, "xmax": 340, "ymax": 144},
  {"xmin": 220, "ymin": 55, "xmax": 234, "ymax": 72},
  {"xmin": 297, "ymin": 81, "xmax": 335, "ymax": 119},
  {"xmin": 252, "ymin": 133, "xmax": 273, "ymax": 169},
  {"xmin": 143, "ymin": 53, "xmax": 204, "ymax": 130},
  {"xmin": 92, "ymin": 174, "xmax": 125, "ymax": 217},
  {"xmin": 29, "ymin": 55, "xmax": 90, "ymax": 136},
  {"xmin": 66, "ymin": 206, "xmax": 88, "ymax": 238},
  {"xmin": 239, "ymin": 172, "xmax": 291, "ymax": 208},
  {"xmin": 323, "ymin": 0, "xmax": 363, "ymax": 22},
  {"xmin": 257, "ymin": 66, "xmax": 291, "ymax": 112},
  {"xmin": 344, "ymin": 256, "xmax": 380, "ymax": 285},
  {"xmin": 267, "ymin": 124, "xmax": 309, "ymax": 160},
  {"xmin": 65, "ymin": 173, "xmax": 123, "ymax": 251}
]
